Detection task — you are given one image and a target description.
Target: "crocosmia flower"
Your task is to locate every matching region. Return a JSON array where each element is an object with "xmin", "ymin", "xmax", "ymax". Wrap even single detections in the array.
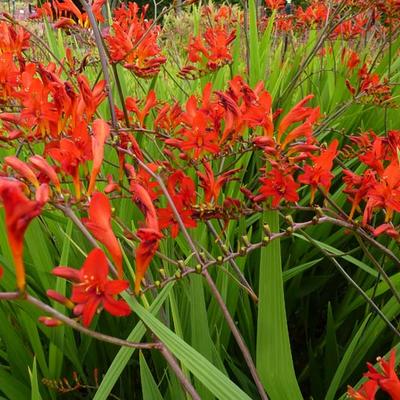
[{"xmin": 52, "ymin": 248, "xmax": 131, "ymax": 327}]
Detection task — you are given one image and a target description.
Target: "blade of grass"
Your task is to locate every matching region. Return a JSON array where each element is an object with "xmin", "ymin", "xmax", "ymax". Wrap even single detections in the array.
[{"xmin": 257, "ymin": 210, "xmax": 303, "ymax": 400}]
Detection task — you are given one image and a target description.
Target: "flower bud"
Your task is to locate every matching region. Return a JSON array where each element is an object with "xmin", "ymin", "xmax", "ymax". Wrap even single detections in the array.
[
  {"xmin": 175, "ymin": 270, "xmax": 182, "ymax": 279},
  {"xmin": 52, "ymin": 266, "xmax": 80, "ymax": 282},
  {"xmin": 241, "ymin": 235, "xmax": 251, "ymax": 247},
  {"xmin": 262, "ymin": 236, "xmax": 270, "ymax": 246},
  {"xmin": 263, "ymin": 224, "xmax": 272, "ymax": 237},
  {"xmin": 47, "ymin": 289, "xmax": 75, "ymax": 309},
  {"xmin": 39, "ymin": 316, "xmax": 63, "ymax": 327}
]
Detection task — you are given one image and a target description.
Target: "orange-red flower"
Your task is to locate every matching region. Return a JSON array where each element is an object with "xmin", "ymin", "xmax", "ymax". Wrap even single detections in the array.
[
  {"xmin": 366, "ymin": 350, "xmax": 400, "ymax": 399},
  {"xmin": 104, "ymin": 3, "xmax": 166, "ymax": 77},
  {"xmin": 83, "ymin": 192, "xmax": 123, "ymax": 279},
  {"xmin": 363, "ymin": 161, "xmax": 400, "ymax": 224},
  {"xmin": 29, "ymin": 155, "xmax": 61, "ymax": 193},
  {"xmin": 135, "ymin": 228, "xmax": 163, "ymax": 294},
  {"xmin": 87, "ymin": 119, "xmax": 110, "ymax": 196},
  {"xmin": 129, "ymin": 174, "xmax": 163, "ymax": 294},
  {"xmin": 4, "ymin": 156, "xmax": 40, "ymax": 188},
  {"xmin": 165, "ymin": 90, "xmax": 220, "ymax": 159},
  {"xmin": 52, "ymin": 248, "xmax": 130, "ymax": 327},
  {"xmin": 197, "ymin": 162, "xmax": 238, "ymax": 203},
  {"xmin": 298, "ymin": 140, "xmax": 338, "ymax": 203},
  {"xmin": 265, "ymin": 0, "xmax": 285, "ymax": 10},
  {"xmin": 254, "ymin": 169, "xmax": 299, "ymax": 207},
  {"xmin": 347, "ymin": 380, "xmax": 378, "ymax": 400},
  {"xmin": 0, "ymin": 22, "xmax": 30, "ymax": 55},
  {"xmin": 126, "ymin": 91, "xmax": 157, "ymax": 127},
  {"xmin": 0, "ymin": 179, "xmax": 48, "ymax": 292},
  {"xmin": 186, "ymin": 26, "xmax": 236, "ymax": 72}
]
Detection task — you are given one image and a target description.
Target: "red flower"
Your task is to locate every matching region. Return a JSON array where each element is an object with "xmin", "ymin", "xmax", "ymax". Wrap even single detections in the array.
[
  {"xmin": 366, "ymin": 350, "xmax": 400, "ymax": 399},
  {"xmin": 104, "ymin": 3, "xmax": 166, "ymax": 77},
  {"xmin": 77, "ymin": 75, "xmax": 106, "ymax": 121},
  {"xmin": 126, "ymin": 90, "xmax": 157, "ymax": 127},
  {"xmin": 197, "ymin": 162, "xmax": 238, "ymax": 203},
  {"xmin": 373, "ymin": 223, "xmax": 400, "ymax": 240},
  {"xmin": 46, "ymin": 138, "xmax": 84, "ymax": 200},
  {"xmin": 265, "ymin": 0, "xmax": 285, "ymax": 10},
  {"xmin": 83, "ymin": 192, "xmax": 123, "ymax": 279},
  {"xmin": 158, "ymin": 198, "xmax": 197, "ymax": 238},
  {"xmin": 0, "ymin": 179, "xmax": 48, "ymax": 292},
  {"xmin": 343, "ymin": 169, "xmax": 376, "ymax": 220},
  {"xmin": 363, "ymin": 161, "xmax": 400, "ymax": 224},
  {"xmin": 87, "ymin": 119, "xmax": 110, "ymax": 196},
  {"xmin": 4, "ymin": 156, "xmax": 40, "ymax": 188},
  {"xmin": 135, "ymin": 228, "xmax": 163, "ymax": 295},
  {"xmin": 254, "ymin": 169, "xmax": 299, "ymax": 207},
  {"xmin": 0, "ymin": 22, "xmax": 30, "ymax": 54},
  {"xmin": 29, "ymin": 155, "xmax": 61, "ymax": 193},
  {"xmin": 128, "ymin": 174, "xmax": 163, "ymax": 294},
  {"xmin": 52, "ymin": 248, "xmax": 130, "ymax": 327},
  {"xmin": 298, "ymin": 140, "xmax": 338, "ymax": 203},
  {"xmin": 165, "ymin": 91, "xmax": 220, "ymax": 159},
  {"xmin": 347, "ymin": 380, "xmax": 378, "ymax": 400}
]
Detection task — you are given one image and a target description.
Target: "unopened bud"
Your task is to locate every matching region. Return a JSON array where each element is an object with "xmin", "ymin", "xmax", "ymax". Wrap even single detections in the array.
[
  {"xmin": 284, "ymin": 215, "xmax": 294, "ymax": 226},
  {"xmin": 286, "ymin": 227, "xmax": 294, "ymax": 236},
  {"xmin": 177, "ymin": 260, "xmax": 186, "ymax": 270},
  {"xmin": 159, "ymin": 268, "xmax": 166, "ymax": 278},
  {"xmin": 47, "ymin": 290, "xmax": 75, "ymax": 309},
  {"xmin": 315, "ymin": 206, "xmax": 324, "ymax": 218},
  {"xmin": 221, "ymin": 244, "xmax": 229, "ymax": 255},
  {"xmin": 262, "ymin": 236, "xmax": 270, "ymax": 246},
  {"xmin": 241, "ymin": 235, "xmax": 251, "ymax": 247},
  {"xmin": 239, "ymin": 246, "xmax": 247, "ymax": 256},
  {"xmin": 263, "ymin": 224, "xmax": 272, "ymax": 237},
  {"xmin": 39, "ymin": 316, "xmax": 63, "ymax": 327},
  {"xmin": 52, "ymin": 267, "xmax": 80, "ymax": 282}
]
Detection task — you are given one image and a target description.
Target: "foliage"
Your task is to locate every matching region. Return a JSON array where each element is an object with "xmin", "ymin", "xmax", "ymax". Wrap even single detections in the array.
[{"xmin": 0, "ymin": 0, "xmax": 400, "ymax": 399}]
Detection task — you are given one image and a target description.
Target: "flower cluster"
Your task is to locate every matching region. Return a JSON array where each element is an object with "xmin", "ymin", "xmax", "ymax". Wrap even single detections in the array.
[
  {"xmin": 180, "ymin": 5, "xmax": 237, "ymax": 78},
  {"xmin": 348, "ymin": 349, "xmax": 400, "ymax": 400},
  {"xmin": 104, "ymin": 3, "xmax": 166, "ymax": 77},
  {"xmin": 343, "ymin": 130, "xmax": 400, "ymax": 239}
]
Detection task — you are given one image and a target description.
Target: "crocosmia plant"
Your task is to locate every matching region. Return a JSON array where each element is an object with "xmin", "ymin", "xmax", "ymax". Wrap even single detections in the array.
[{"xmin": 0, "ymin": 0, "xmax": 400, "ymax": 398}]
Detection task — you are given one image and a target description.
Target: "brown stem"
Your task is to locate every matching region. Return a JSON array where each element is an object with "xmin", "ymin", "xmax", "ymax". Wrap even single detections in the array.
[
  {"xmin": 299, "ymin": 229, "xmax": 400, "ymax": 338},
  {"xmin": 354, "ymin": 234, "xmax": 400, "ymax": 305},
  {"xmin": 203, "ymin": 270, "xmax": 268, "ymax": 400},
  {"xmin": 158, "ymin": 343, "xmax": 201, "ymax": 400},
  {"xmin": 78, "ymin": 0, "xmax": 118, "ymax": 129},
  {"xmin": 205, "ymin": 221, "xmax": 258, "ymax": 303},
  {"xmin": 111, "ymin": 63, "xmax": 131, "ymax": 128},
  {"xmin": 0, "ymin": 292, "xmax": 160, "ymax": 350},
  {"xmin": 323, "ymin": 216, "xmax": 400, "ymax": 268},
  {"xmin": 120, "ymin": 148, "xmax": 268, "ymax": 399}
]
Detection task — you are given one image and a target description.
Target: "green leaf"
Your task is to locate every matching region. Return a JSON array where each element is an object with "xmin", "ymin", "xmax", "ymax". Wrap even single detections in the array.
[
  {"xmin": 257, "ymin": 211, "xmax": 302, "ymax": 400},
  {"xmin": 139, "ymin": 352, "xmax": 164, "ymax": 400},
  {"xmin": 0, "ymin": 367, "xmax": 30, "ymax": 400},
  {"xmin": 49, "ymin": 220, "xmax": 73, "ymax": 379},
  {"xmin": 324, "ymin": 317, "xmax": 370, "ymax": 400},
  {"xmin": 29, "ymin": 358, "xmax": 43, "ymax": 400},
  {"xmin": 125, "ymin": 296, "xmax": 252, "ymax": 400},
  {"xmin": 93, "ymin": 284, "xmax": 173, "ymax": 400},
  {"xmin": 248, "ymin": 0, "xmax": 261, "ymax": 86}
]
